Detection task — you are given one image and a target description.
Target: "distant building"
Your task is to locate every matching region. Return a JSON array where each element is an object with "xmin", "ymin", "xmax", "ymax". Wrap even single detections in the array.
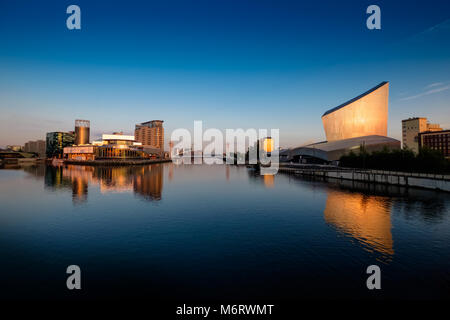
[
  {"xmin": 74, "ymin": 120, "xmax": 90, "ymax": 145},
  {"xmin": 24, "ymin": 140, "xmax": 46, "ymax": 157},
  {"xmin": 0, "ymin": 151, "xmax": 38, "ymax": 161},
  {"xmin": 46, "ymin": 131, "xmax": 75, "ymax": 158},
  {"xmin": 418, "ymin": 130, "xmax": 450, "ymax": 158},
  {"xmin": 6, "ymin": 145, "xmax": 22, "ymax": 152},
  {"xmin": 402, "ymin": 117, "xmax": 442, "ymax": 153},
  {"xmin": 135, "ymin": 120, "xmax": 164, "ymax": 153}
]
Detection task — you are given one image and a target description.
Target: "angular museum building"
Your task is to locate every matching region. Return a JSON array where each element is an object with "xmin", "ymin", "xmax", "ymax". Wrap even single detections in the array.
[
  {"xmin": 322, "ymin": 81, "xmax": 389, "ymax": 142},
  {"xmin": 280, "ymin": 81, "xmax": 400, "ymax": 163}
]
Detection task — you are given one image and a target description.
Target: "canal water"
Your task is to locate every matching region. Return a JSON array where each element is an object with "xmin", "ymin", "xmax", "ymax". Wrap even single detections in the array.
[{"xmin": 0, "ymin": 163, "xmax": 449, "ymax": 300}]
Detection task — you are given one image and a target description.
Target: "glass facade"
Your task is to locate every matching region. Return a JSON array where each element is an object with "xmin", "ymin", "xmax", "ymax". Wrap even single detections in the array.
[
  {"xmin": 46, "ymin": 132, "xmax": 75, "ymax": 158},
  {"xmin": 95, "ymin": 146, "xmax": 147, "ymax": 159}
]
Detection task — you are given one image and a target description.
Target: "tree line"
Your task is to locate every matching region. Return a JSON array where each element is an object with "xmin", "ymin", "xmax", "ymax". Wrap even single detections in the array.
[{"xmin": 339, "ymin": 146, "xmax": 450, "ymax": 174}]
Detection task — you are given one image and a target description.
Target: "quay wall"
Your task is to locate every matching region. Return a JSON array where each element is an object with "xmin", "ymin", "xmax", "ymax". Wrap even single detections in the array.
[
  {"xmin": 278, "ymin": 167, "xmax": 450, "ymax": 192},
  {"xmin": 64, "ymin": 159, "xmax": 171, "ymax": 166}
]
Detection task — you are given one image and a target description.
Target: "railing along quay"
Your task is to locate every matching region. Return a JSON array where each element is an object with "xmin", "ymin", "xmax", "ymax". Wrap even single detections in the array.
[{"xmin": 278, "ymin": 165, "xmax": 450, "ymax": 191}]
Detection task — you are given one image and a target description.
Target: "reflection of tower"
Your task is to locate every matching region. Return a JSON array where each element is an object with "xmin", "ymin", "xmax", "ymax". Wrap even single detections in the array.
[
  {"xmin": 44, "ymin": 166, "xmax": 70, "ymax": 189},
  {"xmin": 226, "ymin": 166, "xmax": 229, "ymax": 181},
  {"xmin": 133, "ymin": 164, "xmax": 164, "ymax": 201},
  {"xmin": 323, "ymin": 190, "xmax": 394, "ymax": 257},
  {"xmin": 72, "ymin": 176, "xmax": 88, "ymax": 203},
  {"xmin": 75, "ymin": 119, "xmax": 90, "ymax": 145},
  {"xmin": 169, "ymin": 141, "xmax": 174, "ymax": 157},
  {"xmin": 169, "ymin": 163, "xmax": 173, "ymax": 181},
  {"xmin": 263, "ymin": 174, "xmax": 274, "ymax": 188}
]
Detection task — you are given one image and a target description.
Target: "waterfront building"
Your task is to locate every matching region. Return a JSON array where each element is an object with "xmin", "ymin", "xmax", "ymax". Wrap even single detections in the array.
[
  {"xmin": 282, "ymin": 82, "xmax": 400, "ymax": 163},
  {"xmin": 74, "ymin": 119, "xmax": 90, "ymax": 145},
  {"xmin": 64, "ymin": 132, "xmax": 149, "ymax": 161},
  {"xmin": 281, "ymin": 135, "xmax": 400, "ymax": 164},
  {"xmin": 0, "ymin": 151, "xmax": 38, "ymax": 161},
  {"xmin": 6, "ymin": 145, "xmax": 23, "ymax": 152},
  {"xmin": 418, "ymin": 129, "xmax": 450, "ymax": 158},
  {"xmin": 24, "ymin": 140, "xmax": 46, "ymax": 158},
  {"xmin": 322, "ymin": 81, "xmax": 389, "ymax": 142},
  {"xmin": 101, "ymin": 132, "xmax": 140, "ymax": 146},
  {"xmin": 46, "ymin": 131, "xmax": 75, "ymax": 158},
  {"xmin": 402, "ymin": 117, "xmax": 442, "ymax": 153},
  {"xmin": 135, "ymin": 120, "xmax": 164, "ymax": 153}
]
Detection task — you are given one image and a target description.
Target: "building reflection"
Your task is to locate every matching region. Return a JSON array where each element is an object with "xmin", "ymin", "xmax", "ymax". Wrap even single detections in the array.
[
  {"xmin": 133, "ymin": 164, "xmax": 163, "ymax": 201},
  {"xmin": 43, "ymin": 164, "xmax": 164, "ymax": 203},
  {"xmin": 246, "ymin": 169, "xmax": 276, "ymax": 189},
  {"xmin": 323, "ymin": 189, "xmax": 394, "ymax": 258}
]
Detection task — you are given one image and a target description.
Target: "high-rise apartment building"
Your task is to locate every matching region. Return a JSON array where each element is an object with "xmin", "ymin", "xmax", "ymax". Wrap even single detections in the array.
[
  {"xmin": 402, "ymin": 117, "xmax": 442, "ymax": 153},
  {"xmin": 24, "ymin": 140, "xmax": 46, "ymax": 157},
  {"xmin": 135, "ymin": 120, "xmax": 164, "ymax": 151}
]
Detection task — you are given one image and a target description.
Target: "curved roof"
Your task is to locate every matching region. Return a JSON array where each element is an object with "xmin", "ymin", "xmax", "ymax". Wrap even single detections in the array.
[
  {"xmin": 280, "ymin": 146, "xmax": 329, "ymax": 161},
  {"xmin": 322, "ymin": 81, "xmax": 389, "ymax": 117},
  {"xmin": 308, "ymin": 135, "xmax": 399, "ymax": 152}
]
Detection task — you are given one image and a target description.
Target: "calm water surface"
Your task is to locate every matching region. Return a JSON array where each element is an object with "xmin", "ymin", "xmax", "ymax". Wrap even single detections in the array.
[{"xmin": 0, "ymin": 163, "xmax": 449, "ymax": 300}]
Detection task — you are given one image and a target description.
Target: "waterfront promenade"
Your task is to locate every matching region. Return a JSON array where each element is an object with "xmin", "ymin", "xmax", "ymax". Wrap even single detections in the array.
[{"xmin": 279, "ymin": 164, "xmax": 450, "ymax": 192}]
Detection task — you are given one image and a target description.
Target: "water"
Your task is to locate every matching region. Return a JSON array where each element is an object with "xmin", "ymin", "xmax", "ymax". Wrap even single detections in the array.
[{"xmin": 0, "ymin": 163, "xmax": 449, "ymax": 300}]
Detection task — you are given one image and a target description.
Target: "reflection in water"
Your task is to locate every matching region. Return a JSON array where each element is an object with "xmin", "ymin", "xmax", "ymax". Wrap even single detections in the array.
[
  {"xmin": 43, "ymin": 164, "xmax": 164, "ymax": 203},
  {"xmin": 1, "ymin": 164, "xmax": 450, "ymax": 299},
  {"xmin": 72, "ymin": 175, "xmax": 89, "ymax": 204},
  {"xmin": 169, "ymin": 164, "xmax": 174, "ymax": 181},
  {"xmin": 133, "ymin": 165, "xmax": 164, "ymax": 201},
  {"xmin": 263, "ymin": 174, "xmax": 275, "ymax": 188},
  {"xmin": 19, "ymin": 164, "xmax": 450, "ymax": 261},
  {"xmin": 324, "ymin": 190, "xmax": 394, "ymax": 259},
  {"xmin": 325, "ymin": 179, "xmax": 449, "ymax": 223},
  {"xmin": 246, "ymin": 169, "xmax": 276, "ymax": 189}
]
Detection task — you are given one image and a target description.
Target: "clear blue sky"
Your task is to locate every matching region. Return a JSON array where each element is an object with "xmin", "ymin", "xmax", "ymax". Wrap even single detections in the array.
[{"xmin": 1, "ymin": 0, "xmax": 449, "ymax": 148}]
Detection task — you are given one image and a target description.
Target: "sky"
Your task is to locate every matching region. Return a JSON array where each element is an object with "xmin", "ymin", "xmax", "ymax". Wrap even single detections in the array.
[{"xmin": 0, "ymin": 0, "xmax": 449, "ymax": 149}]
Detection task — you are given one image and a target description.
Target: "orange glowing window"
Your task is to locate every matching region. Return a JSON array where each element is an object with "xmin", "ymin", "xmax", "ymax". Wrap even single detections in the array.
[{"xmin": 263, "ymin": 138, "xmax": 273, "ymax": 152}]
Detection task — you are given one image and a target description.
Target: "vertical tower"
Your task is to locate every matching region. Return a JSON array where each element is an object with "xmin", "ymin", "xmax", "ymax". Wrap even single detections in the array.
[{"xmin": 75, "ymin": 120, "xmax": 90, "ymax": 145}]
